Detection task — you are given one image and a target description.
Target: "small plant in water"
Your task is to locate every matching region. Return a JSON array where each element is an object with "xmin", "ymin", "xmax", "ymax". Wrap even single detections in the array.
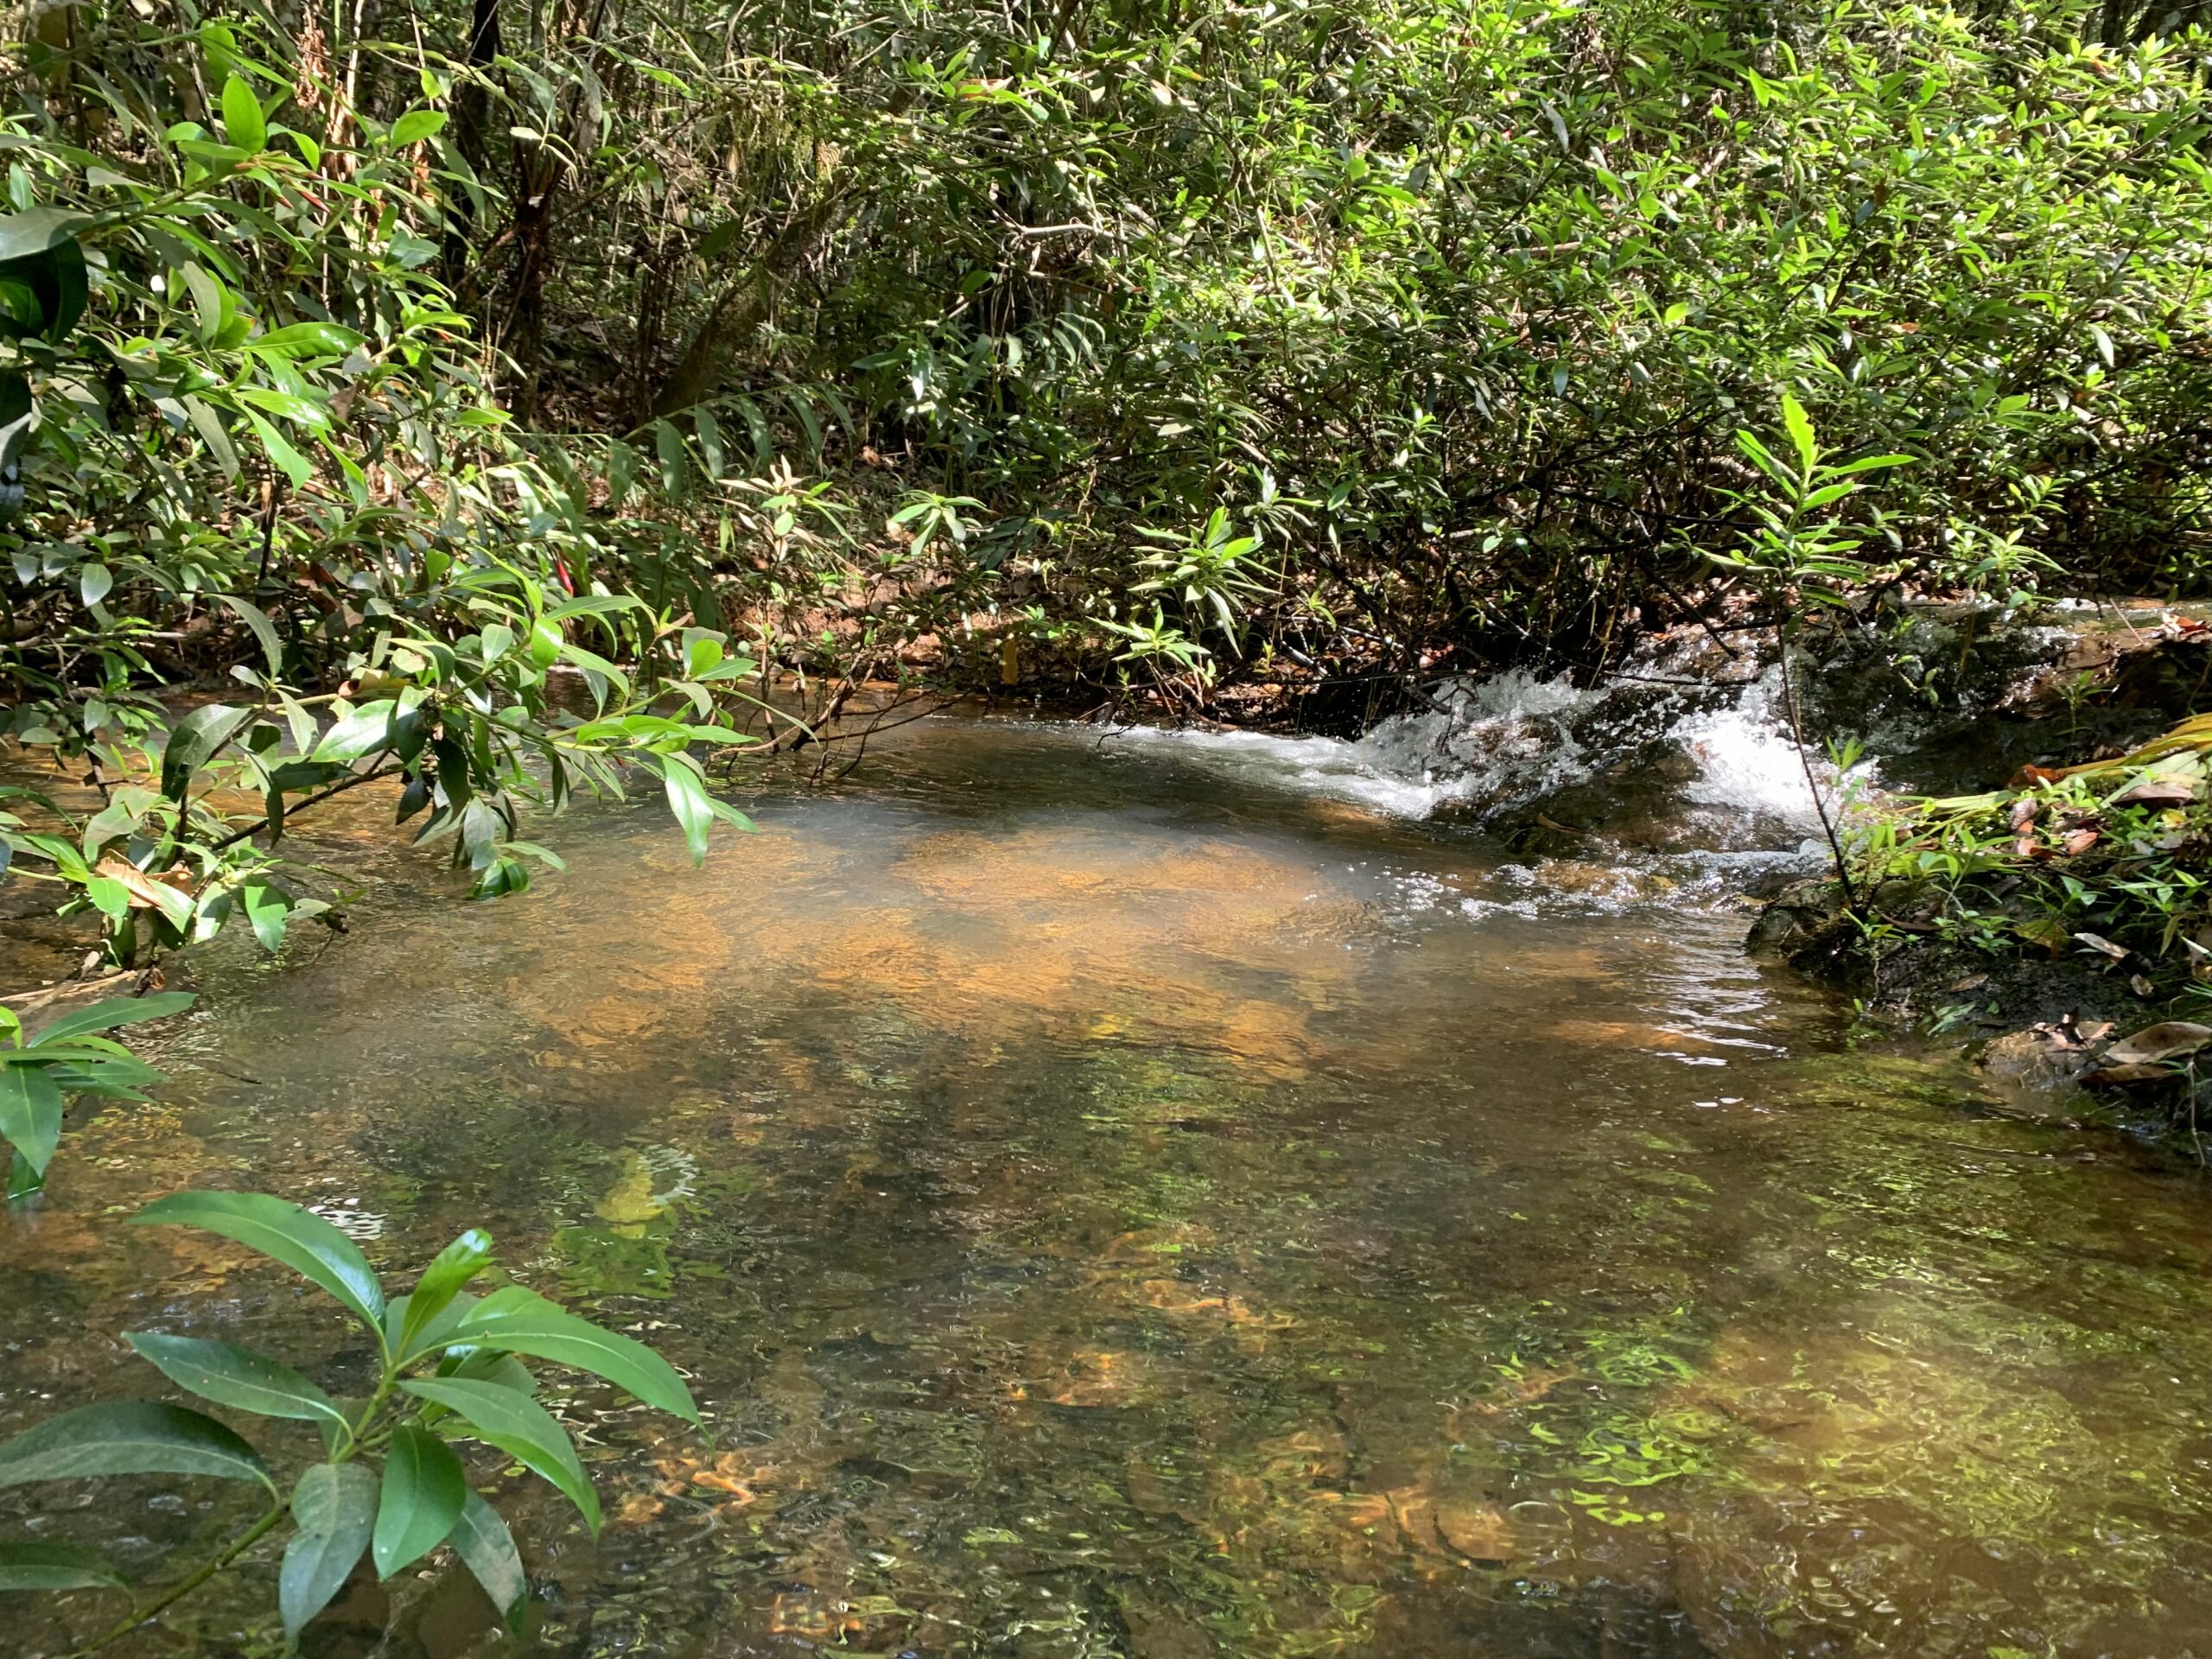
[
  {"xmin": 0, "ymin": 992, "xmax": 194, "ymax": 1199},
  {"xmin": 0, "ymin": 1192, "xmax": 699, "ymax": 1646}
]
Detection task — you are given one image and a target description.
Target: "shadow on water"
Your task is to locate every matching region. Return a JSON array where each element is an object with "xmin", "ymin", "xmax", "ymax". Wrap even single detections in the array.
[{"xmin": 7, "ymin": 711, "xmax": 2212, "ymax": 1657}]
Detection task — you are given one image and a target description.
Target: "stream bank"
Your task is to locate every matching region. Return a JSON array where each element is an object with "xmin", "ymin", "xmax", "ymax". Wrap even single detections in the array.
[{"xmin": 1202, "ymin": 594, "xmax": 2212, "ymax": 1139}]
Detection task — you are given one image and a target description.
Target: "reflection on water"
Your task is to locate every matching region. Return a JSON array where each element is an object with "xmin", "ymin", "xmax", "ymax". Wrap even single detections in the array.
[{"xmin": 7, "ymin": 713, "xmax": 2212, "ymax": 1657}]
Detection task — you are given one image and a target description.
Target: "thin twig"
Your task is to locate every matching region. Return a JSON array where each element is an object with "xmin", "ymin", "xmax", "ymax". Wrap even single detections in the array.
[
  {"xmin": 1776, "ymin": 617, "xmax": 1859, "ymax": 912},
  {"xmin": 207, "ymin": 763, "xmax": 397, "ymax": 851}
]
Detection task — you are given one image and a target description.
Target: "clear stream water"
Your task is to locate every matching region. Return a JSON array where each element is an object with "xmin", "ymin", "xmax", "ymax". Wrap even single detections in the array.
[{"xmin": 6, "ymin": 704, "xmax": 2212, "ymax": 1658}]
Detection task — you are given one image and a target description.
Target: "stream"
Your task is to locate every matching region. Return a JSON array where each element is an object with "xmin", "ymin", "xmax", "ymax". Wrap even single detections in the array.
[{"xmin": 7, "ymin": 700, "xmax": 2212, "ymax": 1657}]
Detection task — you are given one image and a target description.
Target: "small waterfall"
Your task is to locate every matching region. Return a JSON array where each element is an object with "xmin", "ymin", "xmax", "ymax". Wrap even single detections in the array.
[{"xmin": 1095, "ymin": 642, "xmax": 1849, "ymax": 854}]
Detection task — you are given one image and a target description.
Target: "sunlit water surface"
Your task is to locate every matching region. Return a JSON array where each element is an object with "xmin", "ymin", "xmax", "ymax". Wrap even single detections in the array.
[{"xmin": 6, "ymin": 713, "xmax": 2212, "ymax": 1659}]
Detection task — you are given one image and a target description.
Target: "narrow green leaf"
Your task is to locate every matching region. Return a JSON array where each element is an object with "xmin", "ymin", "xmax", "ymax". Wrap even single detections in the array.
[
  {"xmin": 389, "ymin": 109, "xmax": 448, "ymax": 147},
  {"xmin": 373, "ymin": 1425, "xmax": 467, "ymax": 1578},
  {"xmin": 244, "ymin": 410, "xmax": 309, "ymax": 487},
  {"xmin": 28, "ymin": 991, "xmax": 194, "ymax": 1047},
  {"xmin": 133, "ymin": 1192, "xmax": 386, "ymax": 1345},
  {"xmin": 219, "ymin": 594, "xmax": 284, "ymax": 677},
  {"xmin": 160, "ymin": 703, "xmax": 250, "ymax": 802},
  {"xmin": 397, "ymin": 1230, "xmax": 493, "ymax": 1359},
  {"xmin": 183, "ymin": 396, "xmax": 240, "ymax": 481},
  {"xmin": 0, "ymin": 1541, "xmax": 126, "ymax": 1592},
  {"xmin": 456, "ymin": 1288, "xmax": 698, "ymax": 1423},
  {"xmin": 280, "ymin": 1462, "xmax": 377, "ymax": 1637},
  {"xmin": 661, "ymin": 762, "xmax": 714, "ymax": 865},
  {"xmin": 219, "ymin": 75, "xmax": 266, "ymax": 155},
  {"xmin": 449, "ymin": 1489, "xmax": 526, "ymax": 1623},
  {"xmin": 124, "ymin": 1333, "xmax": 348, "ymax": 1436},
  {"xmin": 0, "ymin": 1402, "xmax": 271, "ymax": 1491},
  {"xmin": 1826, "ymin": 453, "xmax": 1916, "ymax": 476},
  {"xmin": 0, "ymin": 1063, "xmax": 64, "ymax": 1176},
  {"xmin": 1780, "ymin": 391, "xmax": 1816, "ymax": 474},
  {"xmin": 253, "ymin": 322, "xmax": 361, "ymax": 359},
  {"xmin": 398, "ymin": 1378, "xmax": 600, "ymax": 1535}
]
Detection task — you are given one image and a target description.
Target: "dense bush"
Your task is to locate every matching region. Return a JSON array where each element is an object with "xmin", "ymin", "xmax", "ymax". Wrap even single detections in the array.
[{"xmin": 0, "ymin": 0, "xmax": 2209, "ymax": 950}]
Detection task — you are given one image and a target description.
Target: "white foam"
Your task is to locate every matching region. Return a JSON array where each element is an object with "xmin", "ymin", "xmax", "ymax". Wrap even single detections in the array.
[{"xmin": 1076, "ymin": 648, "xmax": 1863, "ymax": 838}]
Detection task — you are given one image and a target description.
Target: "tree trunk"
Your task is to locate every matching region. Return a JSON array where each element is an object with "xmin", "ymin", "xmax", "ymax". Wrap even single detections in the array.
[{"xmin": 650, "ymin": 196, "xmax": 847, "ymax": 419}]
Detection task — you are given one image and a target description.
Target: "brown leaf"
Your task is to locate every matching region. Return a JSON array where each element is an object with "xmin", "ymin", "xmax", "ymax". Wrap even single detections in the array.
[
  {"xmin": 2131, "ymin": 974, "xmax": 2157, "ymax": 998},
  {"xmin": 2072, "ymin": 931, "xmax": 2130, "ymax": 962},
  {"xmin": 2104, "ymin": 1021, "xmax": 2212, "ymax": 1065},
  {"xmin": 2061, "ymin": 828, "xmax": 2101, "ymax": 857},
  {"xmin": 2008, "ymin": 796, "xmax": 2039, "ymax": 830},
  {"xmin": 2111, "ymin": 776, "xmax": 2197, "ymax": 808},
  {"xmin": 92, "ymin": 857, "xmax": 195, "ymax": 911}
]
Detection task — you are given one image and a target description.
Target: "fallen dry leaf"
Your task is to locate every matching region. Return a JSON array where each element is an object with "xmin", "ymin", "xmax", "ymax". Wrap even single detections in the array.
[
  {"xmin": 92, "ymin": 857, "xmax": 195, "ymax": 911},
  {"xmin": 2112, "ymin": 776, "xmax": 2198, "ymax": 808},
  {"xmin": 2103, "ymin": 1021, "xmax": 2212, "ymax": 1066},
  {"xmin": 2074, "ymin": 931, "xmax": 2131, "ymax": 962}
]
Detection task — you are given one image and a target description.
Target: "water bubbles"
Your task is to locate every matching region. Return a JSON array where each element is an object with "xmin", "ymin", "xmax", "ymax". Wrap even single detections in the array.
[{"xmin": 308, "ymin": 1199, "xmax": 385, "ymax": 1240}]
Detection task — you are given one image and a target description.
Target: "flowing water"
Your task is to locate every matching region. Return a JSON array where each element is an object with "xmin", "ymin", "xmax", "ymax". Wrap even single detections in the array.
[{"xmin": 7, "ymin": 702, "xmax": 2212, "ymax": 1659}]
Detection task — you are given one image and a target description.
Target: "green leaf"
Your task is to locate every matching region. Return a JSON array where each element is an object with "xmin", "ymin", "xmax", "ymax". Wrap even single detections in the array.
[
  {"xmin": 123, "ymin": 1333, "xmax": 348, "ymax": 1436},
  {"xmin": 280, "ymin": 1462, "xmax": 377, "ymax": 1637},
  {"xmin": 133, "ymin": 1192, "xmax": 386, "ymax": 1347},
  {"xmin": 0, "ymin": 1402, "xmax": 272, "ymax": 1491},
  {"xmin": 0, "ymin": 1062, "xmax": 64, "ymax": 1176},
  {"xmin": 399, "ymin": 1378, "xmax": 600, "ymax": 1535},
  {"xmin": 456, "ymin": 1287, "xmax": 698, "ymax": 1423},
  {"xmin": 0, "ymin": 208, "xmax": 87, "ymax": 265},
  {"xmin": 1780, "ymin": 391, "xmax": 1816, "ymax": 475},
  {"xmin": 244, "ymin": 410, "xmax": 310, "ymax": 487},
  {"xmin": 219, "ymin": 75, "xmax": 266, "ymax": 155},
  {"xmin": 389, "ymin": 109, "xmax": 448, "ymax": 146},
  {"xmin": 183, "ymin": 396, "xmax": 240, "ymax": 481},
  {"xmin": 1826, "ymin": 452, "xmax": 1916, "ymax": 476},
  {"xmin": 447, "ymin": 1347, "xmax": 536, "ymax": 1396},
  {"xmin": 28, "ymin": 990, "xmax": 194, "ymax": 1047},
  {"xmin": 662, "ymin": 762, "xmax": 716, "ymax": 865},
  {"xmin": 38, "ymin": 1056, "xmax": 162, "ymax": 1101},
  {"xmin": 449, "ymin": 1489, "xmax": 526, "ymax": 1624},
  {"xmin": 1732, "ymin": 428, "xmax": 1794, "ymax": 487},
  {"xmin": 0, "ymin": 1541, "xmax": 126, "ymax": 1592},
  {"xmin": 219, "ymin": 594, "xmax": 284, "ymax": 677},
  {"xmin": 160, "ymin": 703, "xmax": 250, "ymax": 801},
  {"xmin": 313, "ymin": 699, "xmax": 401, "ymax": 763},
  {"xmin": 253, "ymin": 321, "xmax": 361, "ymax": 359},
  {"xmin": 373, "ymin": 1425, "xmax": 466, "ymax": 1578},
  {"xmin": 396, "ymin": 1230, "xmax": 493, "ymax": 1359},
  {"xmin": 240, "ymin": 880, "xmax": 291, "ymax": 952}
]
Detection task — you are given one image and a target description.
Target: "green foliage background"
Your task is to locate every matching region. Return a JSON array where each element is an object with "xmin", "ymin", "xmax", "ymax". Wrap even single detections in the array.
[{"xmin": 0, "ymin": 0, "xmax": 2209, "ymax": 942}]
